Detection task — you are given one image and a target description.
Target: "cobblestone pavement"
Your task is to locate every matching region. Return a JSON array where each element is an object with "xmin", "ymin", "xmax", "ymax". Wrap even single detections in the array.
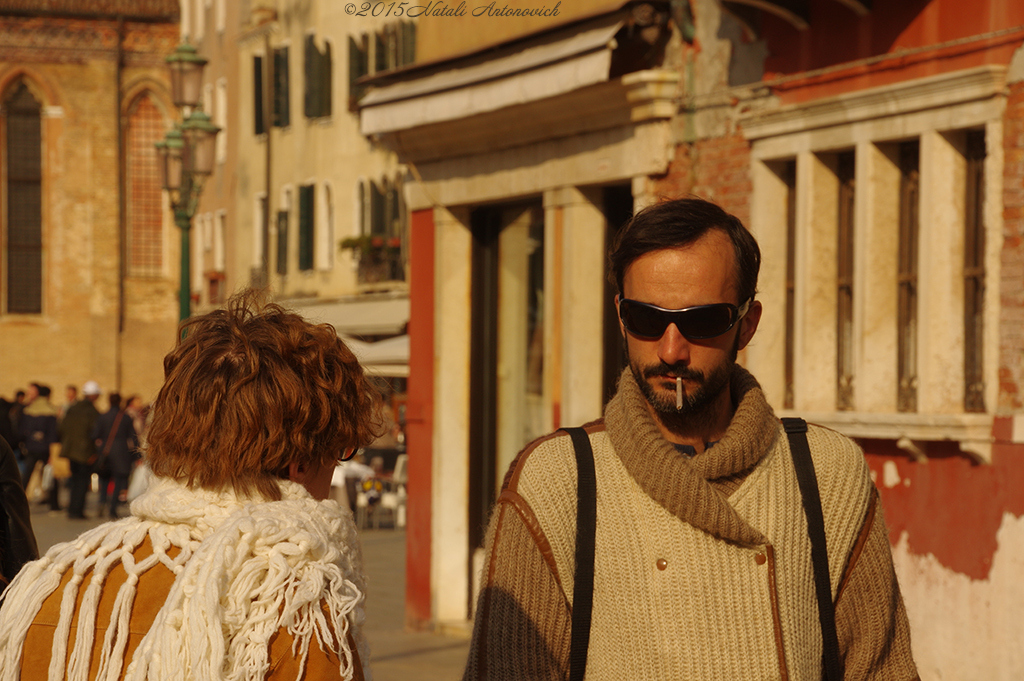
[{"xmin": 27, "ymin": 490, "xmax": 471, "ymax": 681}]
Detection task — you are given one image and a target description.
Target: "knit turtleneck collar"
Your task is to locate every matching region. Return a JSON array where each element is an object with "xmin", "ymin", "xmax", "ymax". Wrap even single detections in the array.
[{"xmin": 603, "ymin": 365, "xmax": 779, "ymax": 546}]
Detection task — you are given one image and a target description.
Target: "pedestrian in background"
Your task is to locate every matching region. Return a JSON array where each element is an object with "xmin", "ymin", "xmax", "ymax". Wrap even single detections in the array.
[
  {"xmin": 59, "ymin": 381, "xmax": 101, "ymax": 520},
  {"xmin": 90, "ymin": 392, "xmax": 138, "ymax": 519},
  {"xmin": 0, "ymin": 290, "xmax": 384, "ymax": 680},
  {"xmin": 16, "ymin": 384, "xmax": 59, "ymax": 512}
]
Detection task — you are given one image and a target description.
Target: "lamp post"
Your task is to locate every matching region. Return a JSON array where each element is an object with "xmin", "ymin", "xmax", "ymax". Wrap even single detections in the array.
[{"xmin": 156, "ymin": 42, "xmax": 220, "ymax": 322}]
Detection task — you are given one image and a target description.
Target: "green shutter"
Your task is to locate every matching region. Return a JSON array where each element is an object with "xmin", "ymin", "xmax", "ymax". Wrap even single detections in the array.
[
  {"xmin": 304, "ymin": 35, "xmax": 316, "ymax": 118},
  {"xmin": 322, "ymin": 41, "xmax": 333, "ymax": 117},
  {"xmin": 273, "ymin": 47, "xmax": 290, "ymax": 127},
  {"xmin": 348, "ymin": 35, "xmax": 368, "ymax": 110},
  {"xmin": 298, "ymin": 184, "xmax": 315, "ymax": 271},
  {"xmin": 253, "ymin": 56, "xmax": 265, "ymax": 134},
  {"xmin": 276, "ymin": 210, "xmax": 289, "ymax": 275}
]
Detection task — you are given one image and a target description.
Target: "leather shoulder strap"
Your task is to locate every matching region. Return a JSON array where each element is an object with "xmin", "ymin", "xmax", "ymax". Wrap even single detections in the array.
[
  {"xmin": 782, "ymin": 417, "xmax": 844, "ymax": 681},
  {"xmin": 561, "ymin": 427, "xmax": 596, "ymax": 681}
]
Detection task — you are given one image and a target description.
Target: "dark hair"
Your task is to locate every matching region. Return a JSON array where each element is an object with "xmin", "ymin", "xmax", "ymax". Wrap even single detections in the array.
[
  {"xmin": 36, "ymin": 384, "xmax": 51, "ymax": 398},
  {"xmin": 609, "ymin": 197, "xmax": 761, "ymax": 303},
  {"xmin": 146, "ymin": 289, "xmax": 385, "ymax": 501},
  {"xmin": 108, "ymin": 393, "xmax": 122, "ymax": 410}
]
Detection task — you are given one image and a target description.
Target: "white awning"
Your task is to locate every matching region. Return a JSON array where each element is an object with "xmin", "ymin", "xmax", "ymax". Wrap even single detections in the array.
[
  {"xmin": 360, "ymin": 15, "xmax": 623, "ymax": 136},
  {"xmin": 344, "ymin": 335, "xmax": 410, "ymax": 378},
  {"xmin": 290, "ymin": 296, "xmax": 410, "ymax": 337}
]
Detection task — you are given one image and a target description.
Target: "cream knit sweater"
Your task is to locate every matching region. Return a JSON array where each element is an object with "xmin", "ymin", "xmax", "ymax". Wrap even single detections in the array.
[{"xmin": 465, "ymin": 368, "xmax": 917, "ymax": 681}]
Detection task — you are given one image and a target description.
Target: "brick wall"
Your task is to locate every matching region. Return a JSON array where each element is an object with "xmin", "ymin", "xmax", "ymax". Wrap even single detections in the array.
[
  {"xmin": 1001, "ymin": 81, "xmax": 1024, "ymax": 412},
  {"xmin": 648, "ymin": 131, "xmax": 753, "ymax": 227}
]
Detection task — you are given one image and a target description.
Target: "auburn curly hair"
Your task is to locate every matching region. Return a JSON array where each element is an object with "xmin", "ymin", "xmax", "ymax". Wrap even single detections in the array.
[{"xmin": 145, "ymin": 290, "xmax": 385, "ymax": 500}]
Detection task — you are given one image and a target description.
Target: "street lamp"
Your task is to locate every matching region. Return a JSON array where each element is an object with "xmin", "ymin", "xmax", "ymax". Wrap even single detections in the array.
[{"xmin": 156, "ymin": 42, "xmax": 220, "ymax": 322}]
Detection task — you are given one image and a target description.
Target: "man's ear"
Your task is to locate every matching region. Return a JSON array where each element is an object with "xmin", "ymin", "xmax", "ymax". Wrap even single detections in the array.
[
  {"xmin": 614, "ymin": 294, "xmax": 626, "ymax": 339},
  {"xmin": 737, "ymin": 300, "xmax": 762, "ymax": 351}
]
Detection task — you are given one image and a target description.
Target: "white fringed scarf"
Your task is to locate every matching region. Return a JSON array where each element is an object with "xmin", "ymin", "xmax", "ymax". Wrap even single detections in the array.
[{"xmin": 0, "ymin": 476, "xmax": 370, "ymax": 681}]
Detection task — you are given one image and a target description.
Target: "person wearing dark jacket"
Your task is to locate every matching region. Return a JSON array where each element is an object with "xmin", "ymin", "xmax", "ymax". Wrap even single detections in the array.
[
  {"xmin": 60, "ymin": 381, "xmax": 102, "ymax": 520},
  {"xmin": 91, "ymin": 393, "xmax": 138, "ymax": 519},
  {"xmin": 18, "ymin": 384, "xmax": 60, "ymax": 510},
  {"xmin": 0, "ymin": 438, "xmax": 38, "ymax": 590}
]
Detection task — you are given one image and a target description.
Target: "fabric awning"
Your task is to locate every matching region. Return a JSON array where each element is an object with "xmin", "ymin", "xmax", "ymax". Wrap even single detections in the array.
[
  {"xmin": 344, "ymin": 335, "xmax": 410, "ymax": 378},
  {"xmin": 360, "ymin": 14, "xmax": 624, "ymax": 136},
  {"xmin": 291, "ymin": 296, "xmax": 409, "ymax": 338}
]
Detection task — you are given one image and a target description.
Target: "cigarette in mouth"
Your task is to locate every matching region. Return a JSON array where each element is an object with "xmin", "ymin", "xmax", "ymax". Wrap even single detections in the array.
[{"xmin": 676, "ymin": 376, "xmax": 683, "ymax": 410}]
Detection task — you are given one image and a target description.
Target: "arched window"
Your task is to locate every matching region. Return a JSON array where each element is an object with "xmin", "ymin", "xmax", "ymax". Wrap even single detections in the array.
[
  {"xmin": 3, "ymin": 81, "xmax": 43, "ymax": 314},
  {"xmin": 126, "ymin": 94, "xmax": 165, "ymax": 277}
]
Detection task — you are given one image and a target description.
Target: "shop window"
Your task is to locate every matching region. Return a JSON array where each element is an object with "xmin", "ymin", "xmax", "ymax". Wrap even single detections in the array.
[
  {"xmin": 745, "ymin": 69, "xmax": 1002, "ymax": 458},
  {"xmin": 835, "ymin": 151, "xmax": 856, "ymax": 411},
  {"xmin": 897, "ymin": 141, "xmax": 920, "ymax": 412},
  {"xmin": 964, "ymin": 130, "xmax": 986, "ymax": 413}
]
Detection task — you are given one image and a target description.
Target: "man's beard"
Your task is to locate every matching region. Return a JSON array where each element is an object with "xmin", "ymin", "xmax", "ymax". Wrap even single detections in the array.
[{"xmin": 627, "ymin": 335, "xmax": 739, "ymax": 436}]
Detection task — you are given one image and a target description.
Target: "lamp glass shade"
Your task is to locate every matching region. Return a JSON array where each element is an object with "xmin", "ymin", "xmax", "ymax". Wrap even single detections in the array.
[
  {"xmin": 181, "ymin": 110, "xmax": 220, "ymax": 176},
  {"xmin": 166, "ymin": 43, "xmax": 208, "ymax": 108},
  {"xmin": 160, "ymin": 129, "xmax": 184, "ymax": 191}
]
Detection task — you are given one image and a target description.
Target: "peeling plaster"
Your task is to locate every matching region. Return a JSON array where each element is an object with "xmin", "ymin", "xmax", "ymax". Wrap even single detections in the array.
[
  {"xmin": 892, "ymin": 513, "xmax": 1024, "ymax": 680},
  {"xmin": 865, "ymin": 439, "xmax": 1024, "ymax": 580}
]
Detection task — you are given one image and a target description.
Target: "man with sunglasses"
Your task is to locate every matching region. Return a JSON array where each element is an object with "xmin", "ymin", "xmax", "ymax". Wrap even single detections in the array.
[{"xmin": 463, "ymin": 197, "xmax": 917, "ymax": 681}]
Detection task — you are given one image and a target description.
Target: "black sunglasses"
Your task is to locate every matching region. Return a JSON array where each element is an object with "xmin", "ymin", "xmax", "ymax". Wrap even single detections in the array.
[{"xmin": 619, "ymin": 298, "xmax": 751, "ymax": 340}]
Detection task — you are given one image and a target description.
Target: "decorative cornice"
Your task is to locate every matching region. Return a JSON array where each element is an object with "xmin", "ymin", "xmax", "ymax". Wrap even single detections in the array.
[
  {"xmin": 0, "ymin": 16, "xmax": 177, "ymax": 65},
  {"xmin": 741, "ymin": 66, "xmax": 1008, "ymax": 141},
  {"xmin": 0, "ymin": 0, "xmax": 177, "ymax": 21}
]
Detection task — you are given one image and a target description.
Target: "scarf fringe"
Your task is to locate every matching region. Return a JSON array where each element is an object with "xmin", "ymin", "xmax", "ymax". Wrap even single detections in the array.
[{"xmin": 0, "ymin": 477, "xmax": 368, "ymax": 681}]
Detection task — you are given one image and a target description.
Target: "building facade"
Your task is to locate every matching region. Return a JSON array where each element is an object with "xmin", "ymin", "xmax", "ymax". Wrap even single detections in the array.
[
  {"xmin": 0, "ymin": 0, "xmax": 180, "ymax": 403},
  {"xmin": 194, "ymin": 0, "xmax": 414, "ymax": 377},
  {"xmin": 361, "ymin": 0, "xmax": 1024, "ymax": 675}
]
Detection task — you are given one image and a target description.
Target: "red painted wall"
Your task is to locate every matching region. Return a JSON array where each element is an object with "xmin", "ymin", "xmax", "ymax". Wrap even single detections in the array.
[
  {"xmin": 863, "ymin": 420, "xmax": 1024, "ymax": 580},
  {"xmin": 757, "ymin": 0, "xmax": 1024, "ymax": 103},
  {"xmin": 405, "ymin": 208, "xmax": 435, "ymax": 628},
  {"xmin": 1002, "ymin": 82, "xmax": 1024, "ymax": 412}
]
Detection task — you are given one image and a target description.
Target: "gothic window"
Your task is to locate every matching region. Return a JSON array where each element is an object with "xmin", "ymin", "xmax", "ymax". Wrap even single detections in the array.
[{"xmin": 4, "ymin": 82, "xmax": 43, "ymax": 314}]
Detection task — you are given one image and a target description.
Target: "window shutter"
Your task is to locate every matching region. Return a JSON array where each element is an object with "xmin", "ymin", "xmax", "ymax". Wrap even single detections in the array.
[
  {"xmin": 253, "ymin": 56, "xmax": 265, "ymax": 134},
  {"xmin": 322, "ymin": 41, "xmax": 333, "ymax": 117},
  {"xmin": 374, "ymin": 32, "xmax": 386, "ymax": 73},
  {"xmin": 370, "ymin": 180, "xmax": 386, "ymax": 236},
  {"xmin": 348, "ymin": 35, "xmax": 368, "ymax": 110},
  {"xmin": 276, "ymin": 210, "xmax": 289, "ymax": 275},
  {"xmin": 298, "ymin": 184, "xmax": 315, "ymax": 271},
  {"xmin": 401, "ymin": 21, "xmax": 416, "ymax": 66},
  {"xmin": 273, "ymin": 47, "xmax": 290, "ymax": 127},
  {"xmin": 304, "ymin": 35, "xmax": 316, "ymax": 118}
]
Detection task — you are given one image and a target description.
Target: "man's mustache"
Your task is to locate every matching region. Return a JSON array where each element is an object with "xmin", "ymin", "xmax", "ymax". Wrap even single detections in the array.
[{"xmin": 642, "ymin": 363, "xmax": 706, "ymax": 382}]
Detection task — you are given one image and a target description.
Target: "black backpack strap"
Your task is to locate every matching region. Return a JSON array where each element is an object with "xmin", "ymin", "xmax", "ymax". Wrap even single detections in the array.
[
  {"xmin": 782, "ymin": 417, "xmax": 844, "ymax": 681},
  {"xmin": 561, "ymin": 427, "xmax": 596, "ymax": 681}
]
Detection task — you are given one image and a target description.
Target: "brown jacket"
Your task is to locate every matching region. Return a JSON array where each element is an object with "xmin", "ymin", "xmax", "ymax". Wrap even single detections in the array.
[{"xmin": 19, "ymin": 537, "xmax": 363, "ymax": 680}]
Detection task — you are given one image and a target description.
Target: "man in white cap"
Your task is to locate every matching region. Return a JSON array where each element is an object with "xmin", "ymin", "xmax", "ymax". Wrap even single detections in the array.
[{"xmin": 60, "ymin": 380, "xmax": 101, "ymax": 519}]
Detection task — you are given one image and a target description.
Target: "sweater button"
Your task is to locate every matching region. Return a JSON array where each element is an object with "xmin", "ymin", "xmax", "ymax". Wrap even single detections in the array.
[
  {"xmin": 754, "ymin": 552, "xmax": 767, "ymax": 565},
  {"xmin": 656, "ymin": 558, "xmax": 668, "ymax": 571}
]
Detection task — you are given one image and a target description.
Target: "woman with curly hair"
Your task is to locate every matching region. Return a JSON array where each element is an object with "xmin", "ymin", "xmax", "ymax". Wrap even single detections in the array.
[{"xmin": 0, "ymin": 290, "xmax": 384, "ymax": 680}]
